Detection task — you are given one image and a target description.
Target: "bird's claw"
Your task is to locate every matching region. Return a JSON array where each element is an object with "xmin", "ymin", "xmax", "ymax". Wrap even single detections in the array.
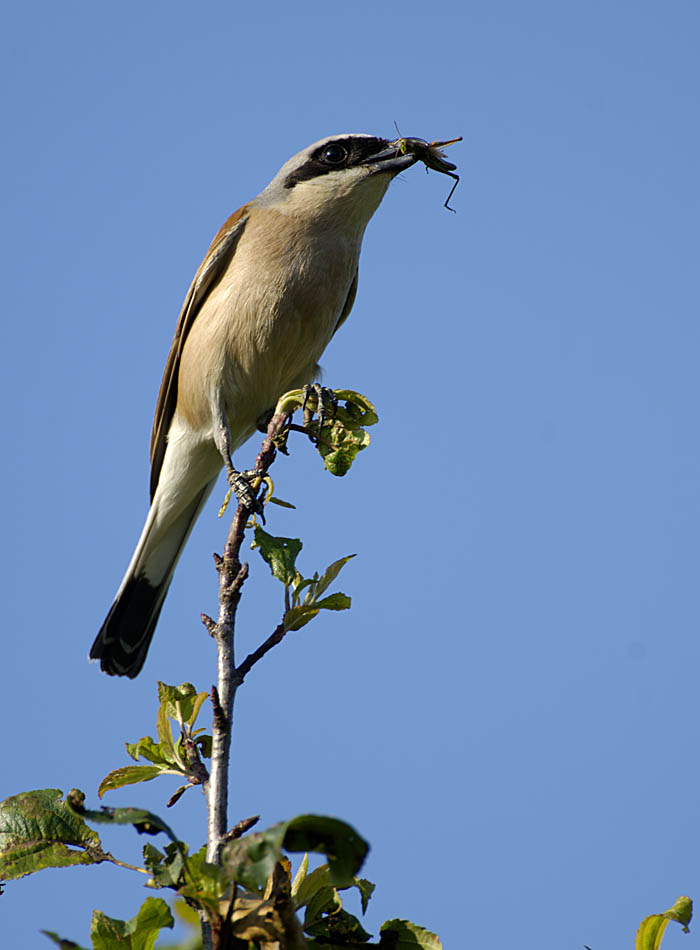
[
  {"xmin": 227, "ymin": 468, "xmax": 265, "ymax": 516},
  {"xmin": 301, "ymin": 384, "xmax": 337, "ymax": 441}
]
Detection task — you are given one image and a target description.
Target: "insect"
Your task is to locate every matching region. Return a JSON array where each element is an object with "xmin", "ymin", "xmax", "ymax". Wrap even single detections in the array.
[{"xmin": 395, "ymin": 134, "xmax": 463, "ymax": 211}]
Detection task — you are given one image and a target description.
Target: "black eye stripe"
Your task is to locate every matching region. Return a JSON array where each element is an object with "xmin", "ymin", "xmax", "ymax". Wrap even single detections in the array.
[{"xmin": 283, "ymin": 137, "xmax": 388, "ymax": 189}]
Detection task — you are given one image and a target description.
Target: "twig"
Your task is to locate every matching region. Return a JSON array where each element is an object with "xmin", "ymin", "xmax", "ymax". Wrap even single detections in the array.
[
  {"xmin": 236, "ymin": 622, "xmax": 288, "ymax": 680},
  {"xmin": 221, "ymin": 814, "xmax": 260, "ymax": 844},
  {"xmin": 104, "ymin": 854, "xmax": 149, "ymax": 875}
]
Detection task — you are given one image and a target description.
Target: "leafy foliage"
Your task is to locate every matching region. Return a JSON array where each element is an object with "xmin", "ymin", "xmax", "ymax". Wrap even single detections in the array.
[
  {"xmin": 223, "ymin": 815, "xmax": 368, "ymax": 892},
  {"xmin": 8, "ymin": 386, "xmax": 670, "ymax": 948},
  {"xmin": 0, "ymin": 789, "xmax": 107, "ymax": 880},
  {"xmin": 69, "ymin": 794, "xmax": 181, "ymax": 844},
  {"xmin": 98, "ymin": 682, "xmax": 210, "ymax": 804},
  {"xmin": 43, "ymin": 897, "xmax": 174, "ymax": 950},
  {"xmin": 635, "ymin": 896, "xmax": 693, "ymax": 950},
  {"xmin": 252, "ymin": 526, "xmax": 354, "ymax": 631},
  {"xmin": 376, "ymin": 919, "xmax": 444, "ymax": 949},
  {"xmin": 273, "ymin": 387, "xmax": 379, "ymax": 478},
  {"xmin": 315, "ymin": 390, "xmax": 379, "ymax": 476},
  {"xmin": 90, "ymin": 897, "xmax": 174, "ymax": 950}
]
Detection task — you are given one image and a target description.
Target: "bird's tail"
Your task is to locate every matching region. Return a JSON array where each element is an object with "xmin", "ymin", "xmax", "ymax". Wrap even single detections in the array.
[{"xmin": 90, "ymin": 479, "xmax": 216, "ymax": 678}]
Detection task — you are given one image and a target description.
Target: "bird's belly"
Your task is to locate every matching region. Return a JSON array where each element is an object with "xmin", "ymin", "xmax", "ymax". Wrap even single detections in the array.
[{"xmin": 176, "ymin": 239, "xmax": 356, "ymax": 448}]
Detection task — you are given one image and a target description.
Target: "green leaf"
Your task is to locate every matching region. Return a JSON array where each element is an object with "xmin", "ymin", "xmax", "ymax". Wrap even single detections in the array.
[
  {"xmin": 295, "ymin": 864, "xmax": 333, "ymax": 909},
  {"xmin": 103, "ymin": 685, "xmax": 211, "ymax": 799},
  {"xmin": 294, "ymin": 863, "xmax": 374, "ymax": 915},
  {"xmin": 0, "ymin": 789, "xmax": 106, "ymax": 881},
  {"xmin": 224, "ymin": 823, "xmax": 288, "ymax": 891},
  {"xmin": 144, "ymin": 844, "xmax": 228, "ymax": 917},
  {"xmin": 636, "ymin": 917, "xmax": 672, "ymax": 950},
  {"xmin": 303, "ymin": 884, "xmax": 342, "ymax": 928},
  {"xmin": 320, "ymin": 435, "xmax": 369, "ymax": 477},
  {"xmin": 194, "ymin": 734, "xmax": 212, "ymax": 759},
  {"xmin": 143, "ymin": 841, "xmax": 188, "ymax": 889},
  {"xmin": 314, "ymin": 593, "xmax": 352, "ymax": 611},
  {"xmin": 378, "ymin": 919, "xmax": 443, "ymax": 949},
  {"xmin": 269, "ymin": 496, "xmax": 296, "ymax": 509},
  {"xmin": 291, "ymin": 575, "xmax": 317, "ymax": 603},
  {"xmin": 125, "ymin": 736, "xmax": 178, "ymax": 767},
  {"xmin": 69, "ymin": 798, "xmax": 180, "ymax": 844},
  {"xmin": 98, "ymin": 766, "xmax": 164, "ymax": 798},
  {"xmin": 103, "ymin": 736, "xmax": 197, "ymax": 800},
  {"xmin": 305, "ymin": 907, "xmax": 371, "ymax": 944},
  {"xmin": 223, "ymin": 815, "xmax": 367, "ymax": 893},
  {"xmin": 283, "ymin": 815, "xmax": 368, "ymax": 886},
  {"xmin": 317, "ymin": 396, "xmax": 378, "ymax": 476},
  {"xmin": 155, "ymin": 899, "xmax": 203, "ymax": 950},
  {"xmin": 156, "ymin": 701, "xmax": 178, "ymax": 763},
  {"xmin": 252, "ymin": 526, "xmax": 303, "ymax": 587},
  {"xmin": 312, "ymin": 555, "xmax": 356, "ymax": 600},
  {"xmin": 157, "ymin": 682, "xmax": 209, "ymax": 727},
  {"xmin": 636, "ymin": 896, "xmax": 693, "ymax": 950},
  {"xmin": 271, "ymin": 385, "xmax": 378, "ymax": 477},
  {"xmin": 333, "ymin": 391, "xmax": 379, "ymax": 426},
  {"xmin": 90, "ymin": 897, "xmax": 174, "ymax": 950},
  {"xmin": 177, "ymin": 847, "xmax": 230, "ymax": 916},
  {"xmin": 283, "ymin": 594, "xmax": 351, "ymax": 632},
  {"xmin": 291, "ymin": 853, "xmax": 309, "ymax": 898},
  {"xmin": 355, "ymin": 878, "xmax": 376, "ymax": 915},
  {"xmin": 40, "ymin": 931, "xmax": 87, "ymax": 949},
  {"xmin": 664, "ymin": 896, "xmax": 693, "ymax": 929},
  {"xmin": 283, "ymin": 604, "xmax": 321, "ymax": 631}
]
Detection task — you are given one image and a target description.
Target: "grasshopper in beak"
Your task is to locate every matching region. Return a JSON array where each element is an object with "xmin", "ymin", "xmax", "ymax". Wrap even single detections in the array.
[{"xmin": 396, "ymin": 135, "xmax": 463, "ymax": 211}]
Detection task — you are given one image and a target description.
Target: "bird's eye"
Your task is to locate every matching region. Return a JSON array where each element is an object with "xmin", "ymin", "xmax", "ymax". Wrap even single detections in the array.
[{"xmin": 321, "ymin": 144, "xmax": 347, "ymax": 164}]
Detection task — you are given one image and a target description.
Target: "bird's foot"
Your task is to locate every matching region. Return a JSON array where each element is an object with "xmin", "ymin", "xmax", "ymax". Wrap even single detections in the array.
[
  {"xmin": 226, "ymin": 467, "xmax": 265, "ymax": 516},
  {"xmin": 302, "ymin": 384, "xmax": 338, "ymax": 442}
]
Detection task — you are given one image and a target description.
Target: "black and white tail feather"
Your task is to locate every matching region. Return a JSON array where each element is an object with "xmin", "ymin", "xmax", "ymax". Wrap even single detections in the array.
[{"xmin": 90, "ymin": 480, "xmax": 216, "ymax": 677}]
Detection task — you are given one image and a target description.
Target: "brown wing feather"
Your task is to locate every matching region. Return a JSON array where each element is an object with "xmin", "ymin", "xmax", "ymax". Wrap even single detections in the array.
[
  {"xmin": 333, "ymin": 269, "xmax": 358, "ymax": 336},
  {"xmin": 149, "ymin": 205, "xmax": 251, "ymax": 500}
]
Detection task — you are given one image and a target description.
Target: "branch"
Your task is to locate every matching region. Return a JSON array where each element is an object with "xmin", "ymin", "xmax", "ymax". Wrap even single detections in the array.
[
  {"xmin": 202, "ymin": 408, "xmax": 291, "ymax": 867},
  {"xmin": 200, "ymin": 395, "xmax": 356, "ymax": 948}
]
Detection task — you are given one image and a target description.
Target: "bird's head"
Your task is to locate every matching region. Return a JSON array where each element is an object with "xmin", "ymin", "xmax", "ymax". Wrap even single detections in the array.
[{"xmin": 257, "ymin": 133, "xmax": 420, "ymax": 228}]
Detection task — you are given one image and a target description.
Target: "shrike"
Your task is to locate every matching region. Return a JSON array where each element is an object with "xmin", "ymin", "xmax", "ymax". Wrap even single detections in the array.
[{"xmin": 91, "ymin": 133, "xmax": 427, "ymax": 678}]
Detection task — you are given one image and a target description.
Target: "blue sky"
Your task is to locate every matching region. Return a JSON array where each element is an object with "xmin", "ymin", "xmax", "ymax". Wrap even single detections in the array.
[{"xmin": 2, "ymin": 1, "xmax": 699, "ymax": 947}]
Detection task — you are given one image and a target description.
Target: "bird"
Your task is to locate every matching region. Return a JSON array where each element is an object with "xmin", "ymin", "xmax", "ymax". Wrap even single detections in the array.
[{"xmin": 90, "ymin": 133, "xmax": 423, "ymax": 678}]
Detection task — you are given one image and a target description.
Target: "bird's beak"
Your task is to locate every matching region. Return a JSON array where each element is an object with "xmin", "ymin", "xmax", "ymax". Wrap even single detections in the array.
[{"xmin": 360, "ymin": 138, "xmax": 420, "ymax": 174}]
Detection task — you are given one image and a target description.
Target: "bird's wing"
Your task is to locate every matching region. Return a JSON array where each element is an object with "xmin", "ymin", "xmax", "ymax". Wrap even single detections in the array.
[
  {"xmin": 333, "ymin": 268, "xmax": 358, "ymax": 336},
  {"xmin": 149, "ymin": 205, "xmax": 251, "ymax": 500}
]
